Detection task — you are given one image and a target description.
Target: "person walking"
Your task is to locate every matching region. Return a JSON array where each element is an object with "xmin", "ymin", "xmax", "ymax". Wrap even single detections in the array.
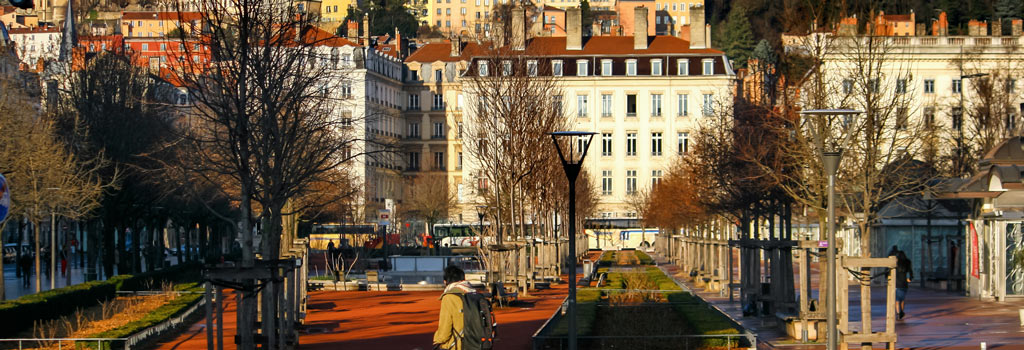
[
  {"xmin": 19, "ymin": 253, "xmax": 31, "ymax": 289},
  {"xmin": 433, "ymin": 265, "xmax": 473, "ymax": 350},
  {"xmin": 895, "ymin": 250, "xmax": 913, "ymax": 320}
]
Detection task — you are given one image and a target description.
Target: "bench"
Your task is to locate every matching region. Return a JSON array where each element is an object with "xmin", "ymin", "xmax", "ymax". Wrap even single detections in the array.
[
  {"xmin": 307, "ymin": 282, "xmax": 325, "ymax": 291},
  {"xmin": 366, "ymin": 271, "xmax": 382, "ymax": 291},
  {"xmin": 493, "ymin": 282, "xmax": 518, "ymax": 307}
]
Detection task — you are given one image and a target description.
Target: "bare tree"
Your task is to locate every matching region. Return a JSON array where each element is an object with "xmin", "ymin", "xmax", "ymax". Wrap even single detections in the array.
[{"xmin": 402, "ymin": 174, "xmax": 458, "ymax": 243}]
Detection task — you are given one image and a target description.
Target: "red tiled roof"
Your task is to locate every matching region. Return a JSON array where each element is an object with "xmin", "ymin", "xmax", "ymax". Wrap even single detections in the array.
[
  {"xmin": 377, "ymin": 45, "xmax": 400, "ymax": 59},
  {"xmin": 272, "ymin": 25, "xmax": 360, "ymax": 47},
  {"xmin": 8, "ymin": 26, "xmax": 60, "ymax": 34},
  {"xmin": 542, "ymin": 5, "xmax": 564, "ymax": 12},
  {"xmin": 406, "ymin": 36, "xmax": 722, "ymax": 63},
  {"xmin": 122, "ymin": 11, "xmax": 203, "ymax": 21},
  {"xmin": 882, "ymin": 14, "xmax": 912, "ymax": 22}
]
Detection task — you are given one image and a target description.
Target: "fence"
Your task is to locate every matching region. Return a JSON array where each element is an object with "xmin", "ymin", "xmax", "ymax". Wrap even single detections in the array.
[
  {"xmin": 0, "ymin": 338, "xmax": 127, "ymax": 350},
  {"xmin": 531, "ymin": 334, "xmax": 756, "ymax": 350}
]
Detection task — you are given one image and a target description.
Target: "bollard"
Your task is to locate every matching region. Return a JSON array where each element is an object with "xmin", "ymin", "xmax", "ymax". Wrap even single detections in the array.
[
  {"xmin": 981, "ymin": 342, "xmax": 987, "ymax": 350},
  {"xmin": 1020, "ymin": 309, "xmax": 1024, "ymax": 326}
]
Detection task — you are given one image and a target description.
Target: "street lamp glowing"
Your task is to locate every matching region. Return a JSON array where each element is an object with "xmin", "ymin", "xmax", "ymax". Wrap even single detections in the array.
[{"xmin": 549, "ymin": 131, "xmax": 596, "ymax": 350}]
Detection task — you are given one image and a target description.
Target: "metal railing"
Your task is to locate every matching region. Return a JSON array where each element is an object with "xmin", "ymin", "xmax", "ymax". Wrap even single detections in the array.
[
  {"xmin": 532, "ymin": 334, "xmax": 756, "ymax": 350},
  {"xmin": 0, "ymin": 338, "xmax": 128, "ymax": 350}
]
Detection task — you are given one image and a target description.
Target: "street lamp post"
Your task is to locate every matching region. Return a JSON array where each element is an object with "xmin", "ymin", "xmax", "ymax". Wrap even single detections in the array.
[
  {"xmin": 956, "ymin": 73, "xmax": 989, "ymax": 176},
  {"xmin": 799, "ymin": 109, "xmax": 861, "ymax": 350},
  {"xmin": 549, "ymin": 131, "xmax": 596, "ymax": 350}
]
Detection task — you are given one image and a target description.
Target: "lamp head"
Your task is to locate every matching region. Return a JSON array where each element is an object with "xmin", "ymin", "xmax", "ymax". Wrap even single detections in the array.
[{"xmin": 549, "ymin": 131, "xmax": 597, "ymax": 166}]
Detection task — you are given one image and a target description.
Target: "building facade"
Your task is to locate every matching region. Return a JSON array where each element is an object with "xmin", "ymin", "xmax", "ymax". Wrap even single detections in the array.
[{"xmin": 403, "ymin": 6, "xmax": 733, "ymax": 225}]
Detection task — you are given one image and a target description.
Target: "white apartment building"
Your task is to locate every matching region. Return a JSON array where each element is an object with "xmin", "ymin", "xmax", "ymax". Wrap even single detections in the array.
[
  {"xmin": 8, "ymin": 26, "xmax": 59, "ymax": 66},
  {"xmin": 784, "ymin": 27, "xmax": 1024, "ymax": 158},
  {"xmin": 404, "ymin": 6, "xmax": 733, "ymax": 223},
  {"xmin": 306, "ymin": 26, "xmax": 406, "ymax": 223}
]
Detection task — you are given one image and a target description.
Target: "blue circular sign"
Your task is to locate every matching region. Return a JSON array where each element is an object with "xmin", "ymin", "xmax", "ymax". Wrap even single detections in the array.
[{"xmin": 0, "ymin": 173, "xmax": 9, "ymax": 222}]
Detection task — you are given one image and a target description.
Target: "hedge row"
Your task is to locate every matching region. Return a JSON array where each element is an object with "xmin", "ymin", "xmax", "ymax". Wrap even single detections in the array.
[
  {"xmin": 92, "ymin": 283, "xmax": 204, "ymax": 339},
  {"xmin": 667, "ymin": 292, "xmax": 743, "ymax": 347},
  {"xmin": 635, "ymin": 250, "xmax": 655, "ymax": 265},
  {"xmin": 597, "ymin": 251, "xmax": 616, "ymax": 267},
  {"xmin": 0, "ymin": 263, "xmax": 201, "ymax": 337}
]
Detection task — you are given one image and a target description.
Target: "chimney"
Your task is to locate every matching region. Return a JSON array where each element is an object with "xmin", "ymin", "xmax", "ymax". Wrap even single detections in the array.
[
  {"xmin": 689, "ymin": 5, "xmax": 705, "ymax": 49},
  {"xmin": 938, "ymin": 12, "xmax": 948, "ymax": 36},
  {"xmin": 347, "ymin": 20, "xmax": 358, "ymax": 39},
  {"xmin": 678, "ymin": 24, "xmax": 690, "ymax": 41},
  {"xmin": 1013, "ymin": 19, "xmax": 1023, "ymax": 37},
  {"xmin": 450, "ymin": 36, "xmax": 461, "ymax": 57},
  {"xmin": 968, "ymin": 20, "xmax": 987, "ymax": 36},
  {"xmin": 916, "ymin": 23, "xmax": 925, "ymax": 36},
  {"xmin": 394, "ymin": 28, "xmax": 401, "ymax": 54},
  {"xmin": 993, "ymin": 19, "xmax": 1002, "ymax": 37},
  {"xmin": 634, "ymin": 6, "xmax": 648, "ymax": 50},
  {"xmin": 567, "ymin": 7, "xmax": 582, "ymax": 50},
  {"xmin": 362, "ymin": 14, "xmax": 370, "ymax": 46},
  {"xmin": 592, "ymin": 22, "xmax": 600, "ymax": 36},
  {"xmin": 511, "ymin": 7, "xmax": 525, "ymax": 50}
]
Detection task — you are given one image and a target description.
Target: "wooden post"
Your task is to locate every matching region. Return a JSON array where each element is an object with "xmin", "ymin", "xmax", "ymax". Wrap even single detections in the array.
[
  {"xmin": 205, "ymin": 282, "xmax": 214, "ymax": 350},
  {"xmin": 216, "ymin": 287, "xmax": 224, "ymax": 350},
  {"xmin": 798, "ymin": 248, "xmax": 809, "ymax": 342},
  {"xmin": 886, "ymin": 267, "xmax": 896, "ymax": 350}
]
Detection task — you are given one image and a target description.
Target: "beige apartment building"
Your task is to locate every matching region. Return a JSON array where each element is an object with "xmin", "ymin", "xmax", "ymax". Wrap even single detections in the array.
[{"xmin": 403, "ymin": 5, "xmax": 734, "ymax": 223}]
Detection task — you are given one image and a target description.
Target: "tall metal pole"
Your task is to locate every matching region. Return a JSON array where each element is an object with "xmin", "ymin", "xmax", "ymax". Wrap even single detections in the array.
[
  {"xmin": 567, "ymin": 172, "xmax": 578, "ymax": 350},
  {"xmin": 823, "ymin": 151, "xmax": 841, "ymax": 350}
]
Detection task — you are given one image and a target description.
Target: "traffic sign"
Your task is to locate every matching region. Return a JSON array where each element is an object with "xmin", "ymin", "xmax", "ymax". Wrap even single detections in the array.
[
  {"xmin": 0, "ymin": 173, "xmax": 10, "ymax": 222},
  {"xmin": 378, "ymin": 209, "xmax": 391, "ymax": 226}
]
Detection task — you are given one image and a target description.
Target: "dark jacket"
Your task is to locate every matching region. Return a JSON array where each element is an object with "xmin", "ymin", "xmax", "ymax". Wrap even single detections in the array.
[{"xmin": 895, "ymin": 257, "xmax": 913, "ymax": 289}]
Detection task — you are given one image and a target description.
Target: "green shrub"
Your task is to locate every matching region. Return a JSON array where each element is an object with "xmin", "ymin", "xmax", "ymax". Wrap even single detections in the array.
[
  {"xmin": 636, "ymin": 250, "xmax": 654, "ymax": 265},
  {"xmin": 92, "ymin": 284, "xmax": 204, "ymax": 339},
  {"xmin": 667, "ymin": 293, "xmax": 742, "ymax": 347},
  {"xmin": 0, "ymin": 263, "xmax": 202, "ymax": 337},
  {"xmin": 597, "ymin": 250, "xmax": 616, "ymax": 267}
]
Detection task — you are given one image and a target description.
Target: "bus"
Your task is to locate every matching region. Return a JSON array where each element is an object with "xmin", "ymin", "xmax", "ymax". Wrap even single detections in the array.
[
  {"xmin": 586, "ymin": 228, "xmax": 659, "ymax": 250},
  {"xmin": 432, "ymin": 223, "xmax": 485, "ymax": 247}
]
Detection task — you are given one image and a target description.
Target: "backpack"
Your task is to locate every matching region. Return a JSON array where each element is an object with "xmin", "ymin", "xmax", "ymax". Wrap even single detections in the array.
[{"xmin": 460, "ymin": 292, "xmax": 496, "ymax": 349}]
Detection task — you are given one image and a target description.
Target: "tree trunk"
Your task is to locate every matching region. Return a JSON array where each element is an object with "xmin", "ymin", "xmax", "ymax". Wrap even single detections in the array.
[
  {"xmin": 131, "ymin": 222, "xmax": 142, "ymax": 274},
  {"xmin": 34, "ymin": 220, "xmax": 41, "ymax": 292}
]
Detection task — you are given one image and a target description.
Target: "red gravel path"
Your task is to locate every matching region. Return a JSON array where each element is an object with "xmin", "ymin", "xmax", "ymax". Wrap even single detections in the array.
[{"xmin": 155, "ymin": 281, "xmax": 570, "ymax": 349}]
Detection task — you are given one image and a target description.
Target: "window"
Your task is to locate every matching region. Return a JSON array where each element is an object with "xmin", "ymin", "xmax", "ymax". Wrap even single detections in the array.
[
  {"xmin": 408, "ymin": 152, "xmax": 420, "ymax": 170},
  {"xmin": 458, "ymin": 152, "xmax": 463, "ymax": 169},
  {"xmin": 601, "ymin": 94, "xmax": 612, "ymax": 117},
  {"xmin": 461, "ymin": 7, "xmax": 466, "ymax": 14},
  {"xmin": 952, "ymin": 107, "xmax": 963, "ymax": 130},
  {"xmin": 626, "ymin": 133, "xmax": 637, "ymax": 156},
  {"xmin": 626, "ymin": 170, "xmax": 637, "ymax": 194},
  {"xmin": 1007, "ymin": 79, "xmax": 1017, "ymax": 93},
  {"xmin": 478, "ymin": 61, "xmax": 488, "ymax": 76},
  {"xmin": 435, "ymin": 69, "xmax": 443, "ymax": 82},
  {"xmin": 527, "ymin": 60, "xmax": 537, "ymax": 76},
  {"xmin": 408, "ymin": 122, "xmax": 420, "ymax": 138},
  {"xmin": 601, "ymin": 133, "xmax": 612, "ymax": 156},
  {"xmin": 842, "ymin": 79, "xmax": 853, "ymax": 94},
  {"xmin": 446, "ymin": 8, "xmax": 451, "ymax": 14},
  {"xmin": 552, "ymin": 60, "xmax": 563, "ymax": 76},
  {"xmin": 432, "ymin": 122, "xmax": 445, "ymax": 138},
  {"xmin": 702, "ymin": 59, "xmax": 713, "ymax": 75},
  {"xmin": 409, "ymin": 93, "xmax": 420, "ymax": 110},
  {"xmin": 678, "ymin": 132, "xmax": 689, "ymax": 153},
  {"xmin": 651, "ymin": 94, "xmax": 662, "ymax": 116},
  {"xmin": 677, "ymin": 94, "xmax": 688, "ymax": 116},
  {"xmin": 869, "ymin": 78, "xmax": 880, "ymax": 93},
  {"xmin": 341, "ymin": 82, "xmax": 352, "ymax": 98},
  {"xmin": 577, "ymin": 60, "xmax": 588, "ymax": 77},
  {"xmin": 433, "ymin": 93, "xmax": 444, "ymax": 110},
  {"xmin": 576, "ymin": 95, "xmax": 588, "ymax": 117},
  {"xmin": 896, "ymin": 79, "xmax": 907, "ymax": 94},
  {"xmin": 626, "ymin": 60, "xmax": 637, "ymax": 76},
  {"xmin": 923, "ymin": 107, "xmax": 935, "ymax": 127},
  {"xmin": 552, "ymin": 95, "xmax": 563, "ymax": 113},
  {"xmin": 651, "ymin": 59, "xmax": 662, "ymax": 76},
  {"xmin": 502, "ymin": 60, "xmax": 512, "ymax": 76},
  {"xmin": 457, "ymin": 122, "xmax": 464, "ymax": 138},
  {"xmin": 160, "ymin": 43, "xmax": 166, "ymax": 51},
  {"xmin": 652, "ymin": 170, "xmax": 663, "ymax": 187},
  {"xmin": 702, "ymin": 94, "xmax": 713, "ymax": 116},
  {"xmin": 626, "ymin": 94, "xmax": 637, "ymax": 116},
  {"xmin": 1006, "ymin": 107, "xmax": 1018, "ymax": 131},
  {"xmin": 896, "ymin": 108, "xmax": 908, "ymax": 130},
  {"xmin": 924, "ymin": 79, "xmax": 935, "ymax": 93},
  {"xmin": 601, "ymin": 170, "xmax": 613, "ymax": 195},
  {"xmin": 434, "ymin": 152, "xmax": 445, "ymax": 170},
  {"xmin": 601, "ymin": 60, "xmax": 612, "ymax": 76},
  {"xmin": 952, "ymin": 79, "xmax": 962, "ymax": 94},
  {"xmin": 677, "ymin": 59, "xmax": 688, "ymax": 75},
  {"xmin": 651, "ymin": 132, "xmax": 662, "ymax": 156},
  {"xmin": 142, "ymin": 43, "xmax": 149, "ymax": 51}
]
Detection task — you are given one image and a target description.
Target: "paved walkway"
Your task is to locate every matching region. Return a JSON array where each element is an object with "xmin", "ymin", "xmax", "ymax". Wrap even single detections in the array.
[
  {"xmin": 155, "ymin": 279, "xmax": 573, "ymax": 349},
  {"xmin": 658, "ymin": 255, "xmax": 1024, "ymax": 350}
]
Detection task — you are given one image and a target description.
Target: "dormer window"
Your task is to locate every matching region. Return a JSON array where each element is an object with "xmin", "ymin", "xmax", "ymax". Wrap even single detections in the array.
[
  {"xmin": 677, "ymin": 59, "xmax": 688, "ymax": 75},
  {"xmin": 651, "ymin": 59, "xmax": 662, "ymax": 76},
  {"xmin": 552, "ymin": 60, "xmax": 563, "ymax": 76},
  {"xmin": 502, "ymin": 60, "xmax": 512, "ymax": 76},
  {"xmin": 577, "ymin": 60, "xmax": 588, "ymax": 77},
  {"xmin": 601, "ymin": 59, "xmax": 612, "ymax": 76},
  {"xmin": 527, "ymin": 60, "xmax": 538, "ymax": 76},
  {"xmin": 626, "ymin": 60, "xmax": 637, "ymax": 76},
  {"xmin": 702, "ymin": 59, "xmax": 713, "ymax": 75},
  {"xmin": 479, "ymin": 61, "xmax": 489, "ymax": 76}
]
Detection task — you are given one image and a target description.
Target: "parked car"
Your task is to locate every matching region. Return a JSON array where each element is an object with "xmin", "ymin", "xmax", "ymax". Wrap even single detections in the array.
[{"xmin": 3, "ymin": 244, "xmax": 30, "ymax": 263}]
